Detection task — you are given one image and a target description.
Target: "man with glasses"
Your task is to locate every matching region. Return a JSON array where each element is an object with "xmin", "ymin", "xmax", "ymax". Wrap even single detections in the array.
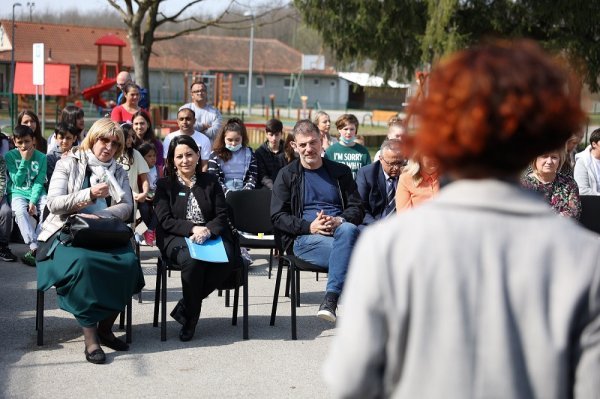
[
  {"xmin": 181, "ymin": 81, "xmax": 222, "ymax": 143},
  {"xmin": 115, "ymin": 71, "xmax": 149, "ymax": 110},
  {"xmin": 356, "ymin": 139, "xmax": 405, "ymax": 230}
]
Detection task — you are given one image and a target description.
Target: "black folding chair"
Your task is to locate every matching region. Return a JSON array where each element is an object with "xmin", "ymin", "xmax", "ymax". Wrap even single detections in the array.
[
  {"xmin": 225, "ymin": 189, "xmax": 278, "ymax": 278},
  {"xmin": 579, "ymin": 195, "xmax": 600, "ymax": 234}
]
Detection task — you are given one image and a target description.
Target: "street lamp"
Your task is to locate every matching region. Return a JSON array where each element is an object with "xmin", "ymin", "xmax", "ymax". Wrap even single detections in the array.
[
  {"xmin": 10, "ymin": 2, "xmax": 22, "ymax": 132},
  {"xmin": 244, "ymin": 11, "xmax": 255, "ymax": 116},
  {"xmin": 27, "ymin": 2, "xmax": 35, "ymax": 22}
]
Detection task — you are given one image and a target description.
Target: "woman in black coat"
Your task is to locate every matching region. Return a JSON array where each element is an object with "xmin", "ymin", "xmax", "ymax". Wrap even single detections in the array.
[{"xmin": 155, "ymin": 135, "xmax": 236, "ymax": 341}]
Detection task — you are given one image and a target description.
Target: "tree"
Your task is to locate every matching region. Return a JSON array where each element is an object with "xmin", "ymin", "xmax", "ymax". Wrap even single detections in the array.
[
  {"xmin": 295, "ymin": 0, "xmax": 600, "ymax": 92},
  {"xmin": 106, "ymin": 0, "xmax": 288, "ymax": 101}
]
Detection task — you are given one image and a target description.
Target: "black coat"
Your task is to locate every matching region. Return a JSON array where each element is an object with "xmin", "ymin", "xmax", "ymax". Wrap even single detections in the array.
[
  {"xmin": 355, "ymin": 160, "xmax": 388, "ymax": 228},
  {"xmin": 270, "ymin": 158, "xmax": 364, "ymax": 252},
  {"xmin": 154, "ymin": 172, "xmax": 232, "ymax": 253}
]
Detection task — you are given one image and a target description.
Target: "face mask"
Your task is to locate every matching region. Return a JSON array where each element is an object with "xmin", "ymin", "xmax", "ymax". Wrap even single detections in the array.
[
  {"xmin": 226, "ymin": 144, "xmax": 242, "ymax": 152},
  {"xmin": 339, "ymin": 136, "xmax": 355, "ymax": 145}
]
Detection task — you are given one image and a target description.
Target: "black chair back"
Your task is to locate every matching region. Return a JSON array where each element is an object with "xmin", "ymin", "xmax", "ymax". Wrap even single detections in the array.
[
  {"xmin": 580, "ymin": 195, "xmax": 600, "ymax": 235},
  {"xmin": 226, "ymin": 189, "xmax": 273, "ymax": 234}
]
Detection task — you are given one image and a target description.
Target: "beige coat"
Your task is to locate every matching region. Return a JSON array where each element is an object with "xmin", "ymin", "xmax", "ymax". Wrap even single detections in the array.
[
  {"xmin": 324, "ymin": 179, "xmax": 600, "ymax": 398},
  {"xmin": 38, "ymin": 148, "xmax": 132, "ymax": 242}
]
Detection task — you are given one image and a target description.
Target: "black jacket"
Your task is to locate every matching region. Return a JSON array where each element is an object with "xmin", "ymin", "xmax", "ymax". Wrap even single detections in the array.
[
  {"xmin": 154, "ymin": 172, "xmax": 232, "ymax": 252},
  {"xmin": 270, "ymin": 158, "xmax": 364, "ymax": 252},
  {"xmin": 255, "ymin": 140, "xmax": 285, "ymax": 189}
]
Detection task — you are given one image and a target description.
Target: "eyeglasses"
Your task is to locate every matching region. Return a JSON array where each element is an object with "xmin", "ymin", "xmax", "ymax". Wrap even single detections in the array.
[
  {"xmin": 380, "ymin": 158, "xmax": 406, "ymax": 168},
  {"xmin": 178, "ymin": 117, "xmax": 193, "ymax": 121},
  {"xmin": 98, "ymin": 136, "xmax": 122, "ymax": 148}
]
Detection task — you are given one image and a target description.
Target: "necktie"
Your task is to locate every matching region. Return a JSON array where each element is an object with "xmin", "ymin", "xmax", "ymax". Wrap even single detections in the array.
[{"xmin": 384, "ymin": 177, "xmax": 396, "ymax": 216}]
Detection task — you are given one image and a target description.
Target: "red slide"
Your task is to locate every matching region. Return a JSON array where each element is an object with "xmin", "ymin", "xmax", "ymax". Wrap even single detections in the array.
[{"xmin": 82, "ymin": 78, "xmax": 117, "ymax": 109}]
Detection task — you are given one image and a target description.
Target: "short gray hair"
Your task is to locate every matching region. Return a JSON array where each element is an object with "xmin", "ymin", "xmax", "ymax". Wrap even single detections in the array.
[
  {"xmin": 380, "ymin": 139, "xmax": 403, "ymax": 153},
  {"xmin": 292, "ymin": 119, "xmax": 320, "ymax": 139}
]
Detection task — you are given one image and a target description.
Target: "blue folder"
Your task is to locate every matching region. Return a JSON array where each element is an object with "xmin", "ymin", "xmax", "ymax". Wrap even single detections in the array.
[{"xmin": 185, "ymin": 236, "xmax": 229, "ymax": 263}]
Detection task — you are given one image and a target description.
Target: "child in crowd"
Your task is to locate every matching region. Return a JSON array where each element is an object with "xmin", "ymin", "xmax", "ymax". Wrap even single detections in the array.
[
  {"xmin": 136, "ymin": 142, "xmax": 158, "ymax": 246},
  {"xmin": 325, "ymin": 114, "xmax": 371, "ymax": 179},
  {"xmin": 17, "ymin": 110, "xmax": 48, "ymax": 154},
  {"xmin": 208, "ymin": 118, "xmax": 257, "ymax": 196},
  {"xmin": 117, "ymin": 124, "xmax": 150, "ymax": 224},
  {"xmin": 131, "ymin": 110, "xmax": 164, "ymax": 176},
  {"xmin": 255, "ymin": 118, "xmax": 285, "ymax": 189},
  {"xmin": 0, "ymin": 153, "xmax": 16, "ymax": 262},
  {"xmin": 47, "ymin": 106, "xmax": 86, "ymax": 154},
  {"xmin": 46, "ymin": 122, "xmax": 78, "ymax": 186},
  {"xmin": 6, "ymin": 125, "xmax": 47, "ymax": 266}
]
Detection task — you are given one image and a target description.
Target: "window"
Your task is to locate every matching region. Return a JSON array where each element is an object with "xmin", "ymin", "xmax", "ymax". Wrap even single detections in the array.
[
  {"xmin": 256, "ymin": 76, "xmax": 264, "ymax": 88},
  {"xmin": 330, "ymin": 80, "xmax": 337, "ymax": 88},
  {"xmin": 313, "ymin": 78, "xmax": 320, "ymax": 86},
  {"xmin": 238, "ymin": 75, "xmax": 247, "ymax": 87},
  {"xmin": 284, "ymin": 77, "xmax": 295, "ymax": 89}
]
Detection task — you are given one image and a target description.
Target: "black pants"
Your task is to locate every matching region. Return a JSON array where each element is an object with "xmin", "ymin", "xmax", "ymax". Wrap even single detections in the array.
[{"xmin": 166, "ymin": 236, "xmax": 235, "ymax": 324}]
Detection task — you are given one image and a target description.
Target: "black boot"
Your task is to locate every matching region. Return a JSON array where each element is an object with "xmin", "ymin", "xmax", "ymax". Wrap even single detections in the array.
[
  {"xmin": 170, "ymin": 299, "xmax": 187, "ymax": 326},
  {"xmin": 179, "ymin": 319, "xmax": 197, "ymax": 342}
]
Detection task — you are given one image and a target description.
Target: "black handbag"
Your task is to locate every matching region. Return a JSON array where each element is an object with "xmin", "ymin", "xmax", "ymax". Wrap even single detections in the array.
[{"xmin": 60, "ymin": 214, "xmax": 133, "ymax": 250}]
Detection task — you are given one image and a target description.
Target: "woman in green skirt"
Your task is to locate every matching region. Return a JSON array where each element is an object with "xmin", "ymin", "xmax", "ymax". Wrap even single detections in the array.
[{"xmin": 37, "ymin": 118, "xmax": 145, "ymax": 364}]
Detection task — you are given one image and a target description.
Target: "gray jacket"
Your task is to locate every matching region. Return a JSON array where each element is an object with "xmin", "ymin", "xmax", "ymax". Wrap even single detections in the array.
[
  {"xmin": 38, "ymin": 148, "xmax": 132, "ymax": 242},
  {"xmin": 574, "ymin": 145, "xmax": 600, "ymax": 195},
  {"xmin": 324, "ymin": 179, "xmax": 600, "ymax": 399}
]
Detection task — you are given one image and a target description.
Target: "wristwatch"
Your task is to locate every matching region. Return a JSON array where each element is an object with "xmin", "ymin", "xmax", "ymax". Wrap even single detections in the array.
[{"xmin": 336, "ymin": 216, "xmax": 345, "ymax": 225}]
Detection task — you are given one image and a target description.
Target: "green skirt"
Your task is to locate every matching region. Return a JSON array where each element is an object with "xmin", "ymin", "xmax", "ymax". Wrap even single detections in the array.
[{"xmin": 37, "ymin": 240, "xmax": 145, "ymax": 327}]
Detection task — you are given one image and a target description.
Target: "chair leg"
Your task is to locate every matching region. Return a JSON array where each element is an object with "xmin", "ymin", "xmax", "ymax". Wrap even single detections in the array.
[
  {"xmin": 268, "ymin": 248, "xmax": 273, "ymax": 279},
  {"xmin": 153, "ymin": 257, "xmax": 162, "ymax": 327},
  {"xmin": 218, "ymin": 289, "xmax": 223, "ymax": 297},
  {"xmin": 270, "ymin": 258, "xmax": 284, "ymax": 326},
  {"xmin": 36, "ymin": 290, "xmax": 44, "ymax": 346},
  {"xmin": 125, "ymin": 296, "xmax": 132, "ymax": 343},
  {"xmin": 284, "ymin": 266, "xmax": 291, "ymax": 298},
  {"xmin": 242, "ymin": 257, "xmax": 249, "ymax": 340},
  {"xmin": 119, "ymin": 311, "xmax": 125, "ymax": 329},
  {"xmin": 137, "ymin": 292, "xmax": 142, "ymax": 303},
  {"xmin": 232, "ymin": 279, "xmax": 239, "ymax": 326},
  {"xmin": 296, "ymin": 270, "xmax": 301, "ymax": 307},
  {"xmin": 225, "ymin": 290, "xmax": 230, "ymax": 307},
  {"xmin": 316, "ymin": 272, "xmax": 319, "ymax": 281},
  {"xmin": 160, "ymin": 260, "xmax": 167, "ymax": 342},
  {"xmin": 290, "ymin": 262, "xmax": 297, "ymax": 340}
]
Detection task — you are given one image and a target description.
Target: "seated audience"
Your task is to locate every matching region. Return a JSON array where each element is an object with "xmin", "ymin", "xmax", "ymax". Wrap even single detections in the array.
[
  {"xmin": 208, "ymin": 118, "xmax": 257, "ymax": 196},
  {"xmin": 325, "ymin": 114, "xmax": 371, "ymax": 178},
  {"xmin": 131, "ymin": 110, "xmax": 164, "ymax": 175},
  {"xmin": 271, "ymin": 120, "xmax": 363, "ymax": 323},
  {"xmin": 163, "ymin": 107, "xmax": 211, "ymax": 172},
  {"xmin": 17, "ymin": 110, "xmax": 47, "ymax": 154},
  {"xmin": 574, "ymin": 128, "xmax": 600, "ymax": 195},
  {"xmin": 47, "ymin": 105, "xmax": 85, "ymax": 153},
  {"xmin": 117, "ymin": 124, "xmax": 150, "ymax": 223},
  {"xmin": 521, "ymin": 150, "xmax": 581, "ymax": 219},
  {"xmin": 137, "ymin": 142, "xmax": 159, "ymax": 246},
  {"xmin": 356, "ymin": 139, "xmax": 405, "ymax": 229},
  {"xmin": 154, "ymin": 135, "xmax": 238, "ymax": 342},
  {"xmin": 6, "ymin": 125, "xmax": 47, "ymax": 266},
  {"xmin": 0, "ymin": 153, "xmax": 16, "ymax": 262},
  {"xmin": 313, "ymin": 110, "xmax": 337, "ymax": 153},
  {"xmin": 46, "ymin": 122, "xmax": 78, "ymax": 186},
  {"xmin": 37, "ymin": 118, "xmax": 144, "ymax": 365},
  {"xmin": 255, "ymin": 118, "xmax": 285, "ymax": 189},
  {"xmin": 395, "ymin": 154, "xmax": 440, "ymax": 212},
  {"xmin": 324, "ymin": 40, "xmax": 599, "ymax": 398}
]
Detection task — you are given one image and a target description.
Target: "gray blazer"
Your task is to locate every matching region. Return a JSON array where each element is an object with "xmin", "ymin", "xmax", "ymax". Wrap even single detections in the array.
[
  {"xmin": 324, "ymin": 179, "xmax": 600, "ymax": 399},
  {"xmin": 38, "ymin": 148, "xmax": 132, "ymax": 242}
]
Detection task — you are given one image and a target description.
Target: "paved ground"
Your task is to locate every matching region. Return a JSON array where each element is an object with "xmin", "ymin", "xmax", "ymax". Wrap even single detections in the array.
[{"xmin": 0, "ymin": 243, "xmax": 336, "ymax": 398}]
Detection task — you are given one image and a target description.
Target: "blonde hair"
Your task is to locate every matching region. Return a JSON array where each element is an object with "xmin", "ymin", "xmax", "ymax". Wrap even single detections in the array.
[
  {"xmin": 80, "ymin": 118, "xmax": 125, "ymax": 159},
  {"xmin": 530, "ymin": 150, "xmax": 567, "ymax": 175},
  {"xmin": 403, "ymin": 158, "xmax": 423, "ymax": 185}
]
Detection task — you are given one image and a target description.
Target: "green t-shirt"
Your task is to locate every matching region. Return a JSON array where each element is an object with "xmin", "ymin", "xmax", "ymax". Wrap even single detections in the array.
[
  {"xmin": 325, "ymin": 142, "xmax": 371, "ymax": 179},
  {"xmin": 5, "ymin": 148, "xmax": 47, "ymax": 204}
]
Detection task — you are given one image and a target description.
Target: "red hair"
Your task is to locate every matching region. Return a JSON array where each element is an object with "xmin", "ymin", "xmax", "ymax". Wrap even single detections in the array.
[{"xmin": 409, "ymin": 40, "xmax": 585, "ymax": 176}]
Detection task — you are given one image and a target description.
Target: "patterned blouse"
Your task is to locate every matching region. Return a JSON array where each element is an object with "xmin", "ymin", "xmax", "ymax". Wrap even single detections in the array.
[
  {"xmin": 176, "ymin": 172, "xmax": 205, "ymax": 225},
  {"xmin": 520, "ymin": 172, "xmax": 581, "ymax": 219}
]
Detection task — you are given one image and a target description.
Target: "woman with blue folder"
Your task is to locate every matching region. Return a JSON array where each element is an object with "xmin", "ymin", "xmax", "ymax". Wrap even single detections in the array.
[{"xmin": 155, "ymin": 135, "xmax": 236, "ymax": 342}]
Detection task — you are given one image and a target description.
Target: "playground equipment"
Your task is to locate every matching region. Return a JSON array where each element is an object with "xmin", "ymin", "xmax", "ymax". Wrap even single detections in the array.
[{"xmin": 81, "ymin": 34, "xmax": 127, "ymax": 109}]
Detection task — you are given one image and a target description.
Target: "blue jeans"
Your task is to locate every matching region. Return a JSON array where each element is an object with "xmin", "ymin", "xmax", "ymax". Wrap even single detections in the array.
[
  {"xmin": 293, "ymin": 222, "xmax": 359, "ymax": 295},
  {"xmin": 11, "ymin": 195, "xmax": 47, "ymax": 250}
]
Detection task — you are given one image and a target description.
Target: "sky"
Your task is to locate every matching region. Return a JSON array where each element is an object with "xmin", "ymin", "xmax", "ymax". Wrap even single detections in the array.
[{"xmin": 2, "ymin": 0, "xmax": 288, "ymax": 19}]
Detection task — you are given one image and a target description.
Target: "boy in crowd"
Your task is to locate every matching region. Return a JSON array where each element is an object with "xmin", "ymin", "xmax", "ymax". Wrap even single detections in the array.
[
  {"xmin": 255, "ymin": 118, "xmax": 285, "ymax": 189},
  {"xmin": 163, "ymin": 107, "xmax": 211, "ymax": 171},
  {"xmin": 6, "ymin": 125, "xmax": 47, "ymax": 266},
  {"xmin": 46, "ymin": 122, "xmax": 77, "ymax": 186},
  {"xmin": 0, "ymin": 152, "xmax": 16, "ymax": 262},
  {"xmin": 325, "ymin": 114, "xmax": 371, "ymax": 179}
]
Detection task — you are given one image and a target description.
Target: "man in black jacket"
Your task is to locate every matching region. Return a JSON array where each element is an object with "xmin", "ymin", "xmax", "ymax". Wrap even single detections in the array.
[{"xmin": 271, "ymin": 120, "xmax": 363, "ymax": 322}]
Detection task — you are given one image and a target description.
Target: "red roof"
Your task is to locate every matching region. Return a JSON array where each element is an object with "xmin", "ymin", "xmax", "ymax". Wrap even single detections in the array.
[
  {"xmin": 13, "ymin": 62, "xmax": 70, "ymax": 96},
  {"xmin": 95, "ymin": 34, "xmax": 127, "ymax": 47}
]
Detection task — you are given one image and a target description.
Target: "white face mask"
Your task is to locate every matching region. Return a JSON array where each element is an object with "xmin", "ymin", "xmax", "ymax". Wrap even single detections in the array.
[{"xmin": 226, "ymin": 144, "xmax": 242, "ymax": 152}]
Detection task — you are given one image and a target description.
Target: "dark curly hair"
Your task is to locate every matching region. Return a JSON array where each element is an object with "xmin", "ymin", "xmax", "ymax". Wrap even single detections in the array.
[
  {"xmin": 212, "ymin": 118, "xmax": 249, "ymax": 162},
  {"xmin": 409, "ymin": 40, "xmax": 585, "ymax": 177}
]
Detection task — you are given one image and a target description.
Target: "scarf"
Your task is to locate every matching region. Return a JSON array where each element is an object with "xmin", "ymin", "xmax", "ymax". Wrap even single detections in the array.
[{"xmin": 85, "ymin": 149, "xmax": 126, "ymax": 203}]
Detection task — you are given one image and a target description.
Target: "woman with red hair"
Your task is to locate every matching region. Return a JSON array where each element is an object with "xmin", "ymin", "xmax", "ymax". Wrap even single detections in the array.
[{"xmin": 325, "ymin": 41, "xmax": 600, "ymax": 398}]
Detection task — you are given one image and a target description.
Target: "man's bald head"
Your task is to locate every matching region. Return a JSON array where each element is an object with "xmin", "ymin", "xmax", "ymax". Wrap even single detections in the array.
[{"xmin": 116, "ymin": 71, "xmax": 131, "ymax": 86}]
